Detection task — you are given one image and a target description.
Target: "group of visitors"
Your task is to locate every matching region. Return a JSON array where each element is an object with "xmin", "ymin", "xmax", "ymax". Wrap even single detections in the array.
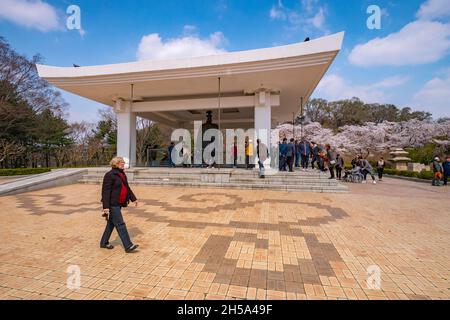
[
  {"xmin": 279, "ymin": 138, "xmax": 316, "ymax": 172},
  {"xmin": 431, "ymin": 155, "xmax": 450, "ymax": 186},
  {"xmin": 278, "ymin": 138, "xmax": 390, "ymax": 184},
  {"xmin": 277, "ymin": 139, "xmax": 343, "ymax": 176}
]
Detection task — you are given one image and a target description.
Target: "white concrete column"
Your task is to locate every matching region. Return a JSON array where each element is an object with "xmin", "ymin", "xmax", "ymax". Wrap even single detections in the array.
[
  {"xmin": 254, "ymin": 91, "xmax": 272, "ymax": 167},
  {"xmin": 115, "ymin": 99, "xmax": 136, "ymax": 168}
]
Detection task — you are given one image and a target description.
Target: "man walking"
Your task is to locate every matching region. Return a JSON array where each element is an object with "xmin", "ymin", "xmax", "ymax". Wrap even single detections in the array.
[{"xmin": 100, "ymin": 157, "xmax": 139, "ymax": 253}]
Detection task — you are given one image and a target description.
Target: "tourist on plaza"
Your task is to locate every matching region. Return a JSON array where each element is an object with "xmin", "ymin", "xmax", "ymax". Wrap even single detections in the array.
[
  {"xmin": 317, "ymin": 144, "xmax": 326, "ymax": 171},
  {"xmin": 351, "ymin": 157, "xmax": 358, "ymax": 169},
  {"xmin": 257, "ymin": 139, "xmax": 269, "ymax": 178},
  {"xmin": 279, "ymin": 138, "xmax": 288, "ymax": 171},
  {"xmin": 294, "ymin": 140, "xmax": 301, "ymax": 168},
  {"xmin": 245, "ymin": 138, "xmax": 254, "ymax": 169},
  {"xmin": 377, "ymin": 157, "xmax": 385, "ymax": 181},
  {"xmin": 232, "ymin": 140, "xmax": 238, "ymax": 168},
  {"xmin": 168, "ymin": 142, "xmax": 175, "ymax": 167},
  {"xmin": 299, "ymin": 138, "xmax": 311, "ymax": 170},
  {"xmin": 325, "ymin": 144, "xmax": 336, "ymax": 179},
  {"xmin": 100, "ymin": 156, "xmax": 139, "ymax": 253},
  {"xmin": 431, "ymin": 156, "xmax": 443, "ymax": 186},
  {"xmin": 358, "ymin": 156, "xmax": 377, "ymax": 184},
  {"xmin": 442, "ymin": 156, "xmax": 450, "ymax": 186},
  {"xmin": 311, "ymin": 142, "xmax": 319, "ymax": 170},
  {"xmin": 335, "ymin": 153, "xmax": 344, "ymax": 180},
  {"xmin": 182, "ymin": 141, "xmax": 191, "ymax": 168},
  {"xmin": 286, "ymin": 138, "xmax": 296, "ymax": 172}
]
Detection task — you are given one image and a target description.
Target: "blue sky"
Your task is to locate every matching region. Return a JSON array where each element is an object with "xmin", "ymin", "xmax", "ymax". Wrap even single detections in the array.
[{"xmin": 1, "ymin": 0, "xmax": 449, "ymax": 122}]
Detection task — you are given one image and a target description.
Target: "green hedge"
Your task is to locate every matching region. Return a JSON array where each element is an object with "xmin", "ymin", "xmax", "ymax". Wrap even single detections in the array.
[
  {"xmin": 382, "ymin": 168, "xmax": 434, "ymax": 180},
  {"xmin": 341, "ymin": 166, "xmax": 434, "ymax": 180},
  {"xmin": 0, "ymin": 168, "xmax": 51, "ymax": 176}
]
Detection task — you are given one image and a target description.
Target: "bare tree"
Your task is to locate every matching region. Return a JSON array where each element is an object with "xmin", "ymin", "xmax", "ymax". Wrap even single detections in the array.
[{"xmin": 0, "ymin": 139, "xmax": 25, "ymax": 167}]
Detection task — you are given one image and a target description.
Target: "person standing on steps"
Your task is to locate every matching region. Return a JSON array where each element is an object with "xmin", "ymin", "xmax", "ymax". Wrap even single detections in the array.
[
  {"xmin": 335, "ymin": 153, "xmax": 344, "ymax": 180},
  {"xmin": 286, "ymin": 138, "xmax": 296, "ymax": 172},
  {"xmin": 100, "ymin": 157, "xmax": 139, "ymax": 253},
  {"xmin": 299, "ymin": 138, "xmax": 311, "ymax": 171},
  {"xmin": 279, "ymin": 138, "xmax": 288, "ymax": 171},
  {"xmin": 325, "ymin": 144, "xmax": 336, "ymax": 179},
  {"xmin": 257, "ymin": 139, "xmax": 269, "ymax": 178}
]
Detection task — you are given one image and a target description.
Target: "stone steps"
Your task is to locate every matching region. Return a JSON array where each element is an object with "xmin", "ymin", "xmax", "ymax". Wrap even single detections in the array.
[
  {"xmin": 81, "ymin": 178, "xmax": 347, "ymax": 193},
  {"xmin": 79, "ymin": 167, "xmax": 348, "ymax": 193}
]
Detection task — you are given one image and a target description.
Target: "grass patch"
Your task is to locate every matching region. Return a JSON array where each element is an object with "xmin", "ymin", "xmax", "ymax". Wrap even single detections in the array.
[{"xmin": 0, "ymin": 168, "xmax": 51, "ymax": 176}]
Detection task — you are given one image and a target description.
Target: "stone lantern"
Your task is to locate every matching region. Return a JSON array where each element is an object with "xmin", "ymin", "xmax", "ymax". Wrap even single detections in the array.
[{"xmin": 388, "ymin": 148, "xmax": 411, "ymax": 171}]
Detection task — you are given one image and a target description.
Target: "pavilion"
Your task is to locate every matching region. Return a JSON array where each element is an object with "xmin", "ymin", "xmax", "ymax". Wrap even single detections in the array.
[{"xmin": 37, "ymin": 32, "xmax": 344, "ymax": 167}]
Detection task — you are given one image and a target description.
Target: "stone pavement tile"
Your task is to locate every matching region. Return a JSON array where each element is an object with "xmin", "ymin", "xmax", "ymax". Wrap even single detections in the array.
[
  {"xmin": 129, "ymin": 285, "xmax": 152, "ymax": 298},
  {"xmin": 246, "ymin": 287, "xmax": 257, "ymax": 299},
  {"xmin": 323, "ymin": 286, "xmax": 346, "ymax": 299},
  {"xmin": 227, "ymin": 285, "xmax": 247, "ymax": 299},
  {"xmin": 185, "ymin": 291, "xmax": 205, "ymax": 300},
  {"xmin": 266, "ymin": 290, "xmax": 286, "ymax": 300},
  {"xmin": 124, "ymin": 295, "xmax": 144, "ymax": 300},
  {"xmin": 217, "ymin": 284, "xmax": 229, "ymax": 296},
  {"xmin": 343, "ymin": 288, "xmax": 358, "ymax": 300},
  {"xmin": 206, "ymin": 294, "xmax": 227, "ymax": 300},
  {"xmin": 105, "ymin": 292, "xmax": 126, "ymax": 300},
  {"xmin": 81, "ymin": 289, "xmax": 104, "ymax": 300},
  {"xmin": 114, "ymin": 282, "xmax": 138, "ymax": 295}
]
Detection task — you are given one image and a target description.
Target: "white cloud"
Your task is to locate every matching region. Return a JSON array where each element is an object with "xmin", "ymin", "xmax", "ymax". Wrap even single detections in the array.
[
  {"xmin": 136, "ymin": 31, "xmax": 227, "ymax": 61},
  {"xmin": 183, "ymin": 25, "xmax": 197, "ymax": 36},
  {"xmin": 270, "ymin": 6, "xmax": 287, "ymax": 20},
  {"xmin": 412, "ymin": 72, "xmax": 450, "ymax": 118},
  {"xmin": 417, "ymin": 0, "xmax": 450, "ymax": 20},
  {"xmin": 310, "ymin": 7, "xmax": 325, "ymax": 29},
  {"xmin": 269, "ymin": 0, "xmax": 327, "ymax": 34},
  {"xmin": 315, "ymin": 74, "xmax": 409, "ymax": 103},
  {"xmin": 0, "ymin": 0, "xmax": 60, "ymax": 32},
  {"xmin": 349, "ymin": 20, "xmax": 450, "ymax": 66}
]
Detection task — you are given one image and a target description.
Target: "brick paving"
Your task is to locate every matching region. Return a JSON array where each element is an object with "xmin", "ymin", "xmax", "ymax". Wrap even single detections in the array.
[{"xmin": 0, "ymin": 177, "xmax": 449, "ymax": 300}]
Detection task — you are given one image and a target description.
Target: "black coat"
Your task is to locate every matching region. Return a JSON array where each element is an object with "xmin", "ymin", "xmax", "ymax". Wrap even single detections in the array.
[{"xmin": 101, "ymin": 168, "xmax": 137, "ymax": 209}]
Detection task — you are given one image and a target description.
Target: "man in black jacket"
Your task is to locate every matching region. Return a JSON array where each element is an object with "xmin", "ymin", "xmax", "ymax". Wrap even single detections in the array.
[{"xmin": 100, "ymin": 157, "xmax": 139, "ymax": 253}]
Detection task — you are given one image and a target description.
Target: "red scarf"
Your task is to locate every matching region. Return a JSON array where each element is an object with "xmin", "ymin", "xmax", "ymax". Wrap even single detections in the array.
[{"xmin": 117, "ymin": 171, "xmax": 128, "ymax": 205}]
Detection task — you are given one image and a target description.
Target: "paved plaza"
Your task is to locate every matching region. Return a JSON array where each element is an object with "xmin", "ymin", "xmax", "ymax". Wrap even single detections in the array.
[{"xmin": 0, "ymin": 178, "xmax": 449, "ymax": 300}]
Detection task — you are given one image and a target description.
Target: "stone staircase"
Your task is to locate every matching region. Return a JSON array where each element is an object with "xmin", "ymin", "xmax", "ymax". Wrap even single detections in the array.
[{"xmin": 80, "ymin": 167, "xmax": 348, "ymax": 193}]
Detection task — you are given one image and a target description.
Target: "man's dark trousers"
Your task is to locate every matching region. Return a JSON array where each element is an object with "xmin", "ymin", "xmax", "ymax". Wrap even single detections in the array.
[{"xmin": 100, "ymin": 206, "xmax": 133, "ymax": 249}]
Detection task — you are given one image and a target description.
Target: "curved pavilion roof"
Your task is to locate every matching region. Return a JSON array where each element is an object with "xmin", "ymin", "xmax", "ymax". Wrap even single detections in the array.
[{"xmin": 37, "ymin": 32, "xmax": 344, "ymax": 125}]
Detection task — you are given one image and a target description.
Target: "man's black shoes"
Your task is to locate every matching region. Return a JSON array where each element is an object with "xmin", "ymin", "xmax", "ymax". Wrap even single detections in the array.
[
  {"xmin": 125, "ymin": 244, "xmax": 139, "ymax": 253},
  {"xmin": 100, "ymin": 244, "xmax": 114, "ymax": 249}
]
